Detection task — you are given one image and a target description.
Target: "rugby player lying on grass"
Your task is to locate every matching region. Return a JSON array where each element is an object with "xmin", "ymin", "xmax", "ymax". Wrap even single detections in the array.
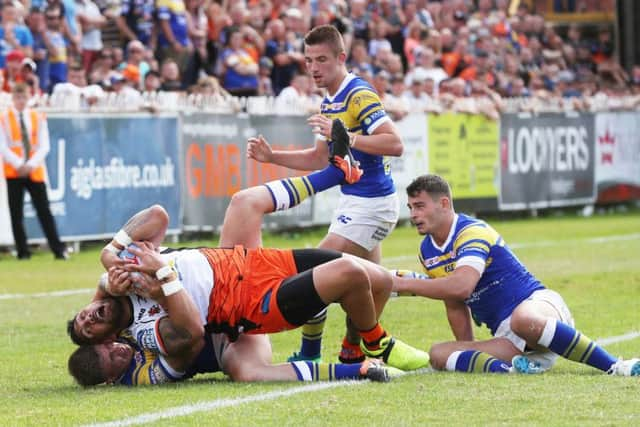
[
  {"xmin": 68, "ymin": 270, "xmax": 393, "ymax": 386},
  {"xmin": 67, "ymin": 205, "xmax": 429, "ymax": 385}
]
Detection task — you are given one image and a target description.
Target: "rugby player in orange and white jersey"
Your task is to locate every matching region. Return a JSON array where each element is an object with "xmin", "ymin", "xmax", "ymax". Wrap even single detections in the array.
[{"xmin": 67, "ymin": 205, "xmax": 430, "ymax": 386}]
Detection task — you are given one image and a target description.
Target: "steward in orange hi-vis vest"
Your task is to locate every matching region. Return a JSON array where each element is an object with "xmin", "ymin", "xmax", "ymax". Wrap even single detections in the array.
[
  {"xmin": 0, "ymin": 108, "xmax": 47, "ymax": 182},
  {"xmin": 0, "ymin": 82, "xmax": 66, "ymax": 260}
]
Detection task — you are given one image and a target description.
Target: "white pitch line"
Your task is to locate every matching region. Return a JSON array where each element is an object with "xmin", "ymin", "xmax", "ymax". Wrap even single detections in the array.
[
  {"xmin": 383, "ymin": 232, "xmax": 640, "ymax": 264},
  {"xmin": 596, "ymin": 331, "xmax": 640, "ymax": 346},
  {"xmin": 84, "ymin": 325, "xmax": 640, "ymax": 427},
  {"xmin": 0, "ymin": 288, "xmax": 93, "ymax": 300},
  {"xmin": 83, "ymin": 381, "xmax": 359, "ymax": 427}
]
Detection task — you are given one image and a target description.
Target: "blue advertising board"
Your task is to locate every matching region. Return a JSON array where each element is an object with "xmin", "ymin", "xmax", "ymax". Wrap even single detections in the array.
[{"xmin": 24, "ymin": 114, "xmax": 181, "ymax": 241}]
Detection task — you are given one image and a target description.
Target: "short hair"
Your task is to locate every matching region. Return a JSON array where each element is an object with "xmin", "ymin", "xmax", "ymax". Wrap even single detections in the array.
[
  {"xmin": 11, "ymin": 82, "xmax": 29, "ymax": 95},
  {"xmin": 68, "ymin": 346, "xmax": 107, "ymax": 386},
  {"xmin": 304, "ymin": 25, "xmax": 345, "ymax": 56},
  {"xmin": 406, "ymin": 174, "xmax": 452, "ymax": 200},
  {"xmin": 67, "ymin": 316, "xmax": 91, "ymax": 346}
]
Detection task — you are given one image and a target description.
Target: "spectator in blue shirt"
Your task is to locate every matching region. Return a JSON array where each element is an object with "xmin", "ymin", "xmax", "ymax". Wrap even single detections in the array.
[{"xmin": 0, "ymin": 2, "xmax": 34, "ymax": 68}]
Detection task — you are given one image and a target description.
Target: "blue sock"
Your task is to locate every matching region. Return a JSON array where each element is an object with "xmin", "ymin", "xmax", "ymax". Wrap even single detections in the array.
[
  {"xmin": 448, "ymin": 350, "xmax": 512, "ymax": 373},
  {"xmin": 539, "ymin": 319, "xmax": 617, "ymax": 372},
  {"xmin": 305, "ymin": 164, "xmax": 345, "ymax": 192},
  {"xmin": 291, "ymin": 361, "xmax": 362, "ymax": 381},
  {"xmin": 297, "ymin": 309, "xmax": 326, "ymax": 358}
]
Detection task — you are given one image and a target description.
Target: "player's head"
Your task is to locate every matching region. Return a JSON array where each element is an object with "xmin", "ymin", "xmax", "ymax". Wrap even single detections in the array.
[
  {"xmin": 68, "ymin": 342, "xmax": 134, "ymax": 386},
  {"xmin": 303, "ymin": 25, "xmax": 346, "ymax": 90},
  {"xmin": 406, "ymin": 174, "xmax": 454, "ymax": 235},
  {"xmin": 67, "ymin": 297, "xmax": 129, "ymax": 345}
]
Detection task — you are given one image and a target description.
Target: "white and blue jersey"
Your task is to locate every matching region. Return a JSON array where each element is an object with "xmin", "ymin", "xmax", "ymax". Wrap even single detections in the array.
[
  {"xmin": 418, "ymin": 213, "xmax": 544, "ymax": 334},
  {"xmin": 321, "ymin": 73, "xmax": 395, "ymax": 198}
]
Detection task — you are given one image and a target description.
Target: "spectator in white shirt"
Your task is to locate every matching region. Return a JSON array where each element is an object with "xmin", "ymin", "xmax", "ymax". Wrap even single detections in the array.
[{"xmin": 274, "ymin": 72, "xmax": 313, "ymax": 115}]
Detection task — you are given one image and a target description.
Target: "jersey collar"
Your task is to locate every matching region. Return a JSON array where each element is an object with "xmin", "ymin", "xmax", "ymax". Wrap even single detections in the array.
[
  {"xmin": 429, "ymin": 213, "xmax": 458, "ymax": 252},
  {"xmin": 325, "ymin": 72, "xmax": 356, "ymax": 101}
]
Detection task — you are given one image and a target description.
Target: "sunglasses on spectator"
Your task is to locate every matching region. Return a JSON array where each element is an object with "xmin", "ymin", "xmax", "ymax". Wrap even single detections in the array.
[{"xmin": 46, "ymin": 15, "xmax": 61, "ymax": 20}]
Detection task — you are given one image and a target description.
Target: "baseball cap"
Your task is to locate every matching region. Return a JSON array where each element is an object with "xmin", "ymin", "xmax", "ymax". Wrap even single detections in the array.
[
  {"xmin": 110, "ymin": 72, "xmax": 125, "ymax": 85},
  {"xmin": 21, "ymin": 57, "xmax": 36, "ymax": 71},
  {"xmin": 6, "ymin": 49, "xmax": 25, "ymax": 62}
]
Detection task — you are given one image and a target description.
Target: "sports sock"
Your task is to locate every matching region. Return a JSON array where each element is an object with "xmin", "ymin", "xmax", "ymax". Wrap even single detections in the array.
[
  {"xmin": 265, "ymin": 166, "xmax": 344, "ymax": 211},
  {"xmin": 296, "ymin": 309, "xmax": 327, "ymax": 357},
  {"xmin": 339, "ymin": 337, "xmax": 365, "ymax": 363},
  {"xmin": 538, "ymin": 319, "xmax": 617, "ymax": 372},
  {"xmin": 306, "ymin": 164, "xmax": 346, "ymax": 192},
  {"xmin": 360, "ymin": 323, "xmax": 387, "ymax": 351},
  {"xmin": 291, "ymin": 361, "xmax": 363, "ymax": 381},
  {"xmin": 445, "ymin": 350, "xmax": 512, "ymax": 373}
]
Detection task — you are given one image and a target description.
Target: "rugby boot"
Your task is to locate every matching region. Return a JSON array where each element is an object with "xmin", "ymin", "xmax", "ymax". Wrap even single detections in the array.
[
  {"xmin": 359, "ymin": 359, "xmax": 405, "ymax": 382},
  {"xmin": 608, "ymin": 358, "xmax": 640, "ymax": 376},
  {"xmin": 360, "ymin": 335, "xmax": 430, "ymax": 371},
  {"xmin": 329, "ymin": 118, "xmax": 363, "ymax": 184}
]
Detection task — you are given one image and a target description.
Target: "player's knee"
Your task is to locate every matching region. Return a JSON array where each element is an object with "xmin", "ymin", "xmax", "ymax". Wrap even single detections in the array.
[
  {"xmin": 428, "ymin": 343, "xmax": 449, "ymax": 371},
  {"xmin": 371, "ymin": 266, "xmax": 393, "ymax": 295},
  {"xmin": 335, "ymin": 258, "xmax": 370, "ymax": 292},
  {"xmin": 510, "ymin": 305, "xmax": 549, "ymax": 340},
  {"xmin": 228, "ymin": 188, "xmax": 268, "ymax": 214}
]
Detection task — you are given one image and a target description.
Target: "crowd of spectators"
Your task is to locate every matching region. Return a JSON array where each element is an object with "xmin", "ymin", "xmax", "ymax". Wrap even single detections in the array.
[{"xmin": 0, "ymin": 0, "xmax": 636, "ymax": 115}]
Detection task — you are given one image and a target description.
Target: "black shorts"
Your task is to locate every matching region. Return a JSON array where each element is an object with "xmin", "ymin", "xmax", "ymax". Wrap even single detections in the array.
[{"xmin": 276, "ymin": 248, "xmax": 342, "ymax": 325}]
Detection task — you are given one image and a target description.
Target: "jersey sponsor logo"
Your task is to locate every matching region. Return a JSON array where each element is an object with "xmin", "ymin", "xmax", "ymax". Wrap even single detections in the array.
[
  {"xmin": 371, "ymin": 226, "xmax": 389, "ymax": 241},
  {"xmin": 364, "ymin": 109, "xmax": 385, "ymax": 126},
  {"xmin": 424, "ymin": 256, "xmax": 440, "ymax": 267},
  {"xmin": 322, "ymin": 102, "xmax": 345, "ymax": 110},
  {"xmin": 337, "ymin": 214, "xmax": 352, "ymax": 224},
  {"xmin": 444, "ymin": 264, "xmax": 454, "ymax": 273},
  {"xmin": 137, "ymin": 328, "xmax": 160, "ymax": 352},
  {"xmin": 148, "ymin": 304, "xmax": 162, "ymax": 316},
  {"xmin": 137, "ymin": 308, "xmax": 146, "ymax": 321}
]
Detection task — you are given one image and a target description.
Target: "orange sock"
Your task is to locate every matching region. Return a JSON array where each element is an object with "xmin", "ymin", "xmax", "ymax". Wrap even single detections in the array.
[
  {"xmin": 359, "ymin": 323, "xmax": 386, "ymax": 350},
  {"xmin": 339, "ymin": 337, "xmax": 365, "ymax": 363}
]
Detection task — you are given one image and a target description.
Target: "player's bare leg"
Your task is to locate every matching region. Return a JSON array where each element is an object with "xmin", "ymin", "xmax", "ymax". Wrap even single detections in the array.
[{"xmin": 219, "ymin": 186, "xmax": 275, "ymax": 248}]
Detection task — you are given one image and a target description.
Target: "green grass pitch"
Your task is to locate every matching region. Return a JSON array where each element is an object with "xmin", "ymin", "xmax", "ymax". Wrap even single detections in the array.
[{"xmin": 1, "ymin": 211, "xmax": 639, "ymax": 426}]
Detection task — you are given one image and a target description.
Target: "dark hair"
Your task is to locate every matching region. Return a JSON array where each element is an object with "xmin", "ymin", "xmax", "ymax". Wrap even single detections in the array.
[
  {"xmin": 145, "ymin": 70, "xmax": 161, "ymax": 79},
  {"xmin": 406, "ymin": 174, "xmax": 452, "ymax": 200},
  {"xmin": 68, "ymin": 346, "xmax": 107, "ymax": 386},
  {"xmin": 67, "ymin": 316, "xmax": 91, "ymax": 346},
  {"xmin": 304, "ymin": 25, "xmax": 345, "ymax": 56}
]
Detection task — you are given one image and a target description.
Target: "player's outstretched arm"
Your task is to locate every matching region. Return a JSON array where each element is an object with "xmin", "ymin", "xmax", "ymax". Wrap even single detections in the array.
[
  {"xmin": 247, "ymin": 133, "xmax": 329, "ymax": 171},
  {"xmin": 392, "ymin": 266, "xmax": 480, "ymax": 300}
]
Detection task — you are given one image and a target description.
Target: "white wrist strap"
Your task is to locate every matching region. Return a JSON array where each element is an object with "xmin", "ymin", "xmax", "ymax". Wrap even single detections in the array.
[
  {"xmin": 104, "ymin": 243, "xmax": 120, "ymax": 255},
  {"xmin": 161, "ymin": 279, "xmax": 183, "ymax": 296},
  {"xmin": 114, "ymin": 229, "xmax": 132, "ymax": 248},
  {"xmin": 156, "ymin": 265, "xmax": 175, "ymax": 281}
]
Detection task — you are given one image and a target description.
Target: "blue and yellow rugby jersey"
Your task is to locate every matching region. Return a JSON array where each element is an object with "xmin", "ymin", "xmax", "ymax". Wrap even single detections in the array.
[
  {"xmin": 321, "ymin": 73, "xmax": 395, "ymax": 197},
  {"xmin": 418, "ymin": 213, "xmax": 544, "ymax": 334},
  {"xmin": 116, "ymin": 340, "xmax": 185, "ymax": 386},
  {"xmin": 116, "ymin": 334, "xmax": 221, "ymax": 386}
]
